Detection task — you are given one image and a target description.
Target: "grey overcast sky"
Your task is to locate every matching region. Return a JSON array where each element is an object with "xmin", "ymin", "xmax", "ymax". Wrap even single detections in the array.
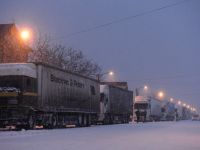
[{"xmin": 1, "ymin": 0, "xmax": 200, "ymax": 110}]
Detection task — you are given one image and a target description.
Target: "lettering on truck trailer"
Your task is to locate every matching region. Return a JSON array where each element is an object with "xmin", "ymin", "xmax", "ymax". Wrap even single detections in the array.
[{"xmin": 50, "ymin": 74, "xmax": 85, "ymax": 88}]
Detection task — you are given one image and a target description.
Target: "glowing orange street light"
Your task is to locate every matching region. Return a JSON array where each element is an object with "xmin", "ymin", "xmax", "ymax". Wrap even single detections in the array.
[
  {"xmin": 158, "ymin": 91, "xmax": 164, "ymax": 99},
  {"xmin": 20, "ymin": 29, "xmax": 30, "ymax": 41}
]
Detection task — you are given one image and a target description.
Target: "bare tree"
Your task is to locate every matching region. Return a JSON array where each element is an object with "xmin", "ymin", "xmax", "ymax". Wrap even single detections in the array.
[{"xmin": 29, "ymin": 36, "xmax": 102, "ymax": 77}]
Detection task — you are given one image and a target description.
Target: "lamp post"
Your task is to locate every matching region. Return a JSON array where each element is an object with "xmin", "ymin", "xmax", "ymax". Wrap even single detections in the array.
[
  {"xmin": 20, "ymin": 30, "xmax": 30, "ymax": 41},
  {"xmin": 19, "ymin": 28, "xmax": 32, "ymax": 62},
  {"xmin": 170, "ymin": 98, "xmax": 174, "ymax": 103},
  {"xmin": 96, "ymin": 71, "xmax": 114, "ymax": 82},
  {"xmin": 135, "ymin": 85, "xmax": 148, "ymax": 96},
  {"xmin": 158, "ymin": 91, "xmax": 164, "ymax": 99}
]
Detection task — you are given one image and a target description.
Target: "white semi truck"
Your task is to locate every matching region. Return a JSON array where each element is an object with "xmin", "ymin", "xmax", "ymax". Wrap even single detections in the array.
[{"xmin": 134, "ymin": 96, "xmax": 163, "ymax": 121}]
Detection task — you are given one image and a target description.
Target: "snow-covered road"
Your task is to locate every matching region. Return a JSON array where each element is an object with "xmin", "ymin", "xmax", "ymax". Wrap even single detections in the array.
[{"xmin": 0, "ymin": 121, "xmax": 200, "ymax": 150}]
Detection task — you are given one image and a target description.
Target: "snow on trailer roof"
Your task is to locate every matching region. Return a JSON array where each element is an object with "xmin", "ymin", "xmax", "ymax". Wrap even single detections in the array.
[
  {"xmin": 0, "ymin": 62, "xmax": 99, "ymax": 82},
  {"xmin": 34, "ymin": 62, "xmax": 99, "ymax": 82},
  {"xmin": 0, "ymin": 63, "xmax": 37, "ymax": 78}
]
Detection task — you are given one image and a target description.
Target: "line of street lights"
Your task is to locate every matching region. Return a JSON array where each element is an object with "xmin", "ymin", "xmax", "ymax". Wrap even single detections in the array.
[{"xmin": 137, "ymin": 85, "xmax": 197, "ymax": 113}]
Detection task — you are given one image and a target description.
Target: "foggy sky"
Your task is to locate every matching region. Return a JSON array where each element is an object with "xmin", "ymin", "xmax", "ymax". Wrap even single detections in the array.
[{"xmin": 1, "ymin": 0, "xmax": 200, "ymax": 110}]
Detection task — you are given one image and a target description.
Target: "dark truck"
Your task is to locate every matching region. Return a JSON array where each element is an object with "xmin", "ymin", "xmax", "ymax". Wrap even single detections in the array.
[
  {"xmin": 99, "ymin": 83, "xmax": 133, "ymax": 124},
  {"xmin": 0, "ymin": 63, "xmax": 100, "ymax": 129}
]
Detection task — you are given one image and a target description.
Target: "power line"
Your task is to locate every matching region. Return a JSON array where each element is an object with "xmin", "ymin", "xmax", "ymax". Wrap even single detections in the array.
[{"xmin": 52, "ymin": 0, "xmax": 192, "ymax": 41}]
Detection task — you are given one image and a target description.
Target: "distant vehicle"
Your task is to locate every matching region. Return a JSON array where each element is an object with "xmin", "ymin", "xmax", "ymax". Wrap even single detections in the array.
[
  {"xmin": 174, "ymin": 104, "xmax": 183, "ymax": 120},
  {"xmin": 192, "ymin": 114, "xmax": 199, "ymax": 121},
  {"xmin": 134, "ymin": 96, "xmax": 176, "ymax": 122},
  {"xmin": 161, "ymin": 101, "xmax": 176, "ymax": 121},
  {"xmin": 149, "ymin": 97, "xmax": 164, "ymax": 121},
  {"xmin": 134, "ymin": 96, "xmax": 149, "ymax": 122}
]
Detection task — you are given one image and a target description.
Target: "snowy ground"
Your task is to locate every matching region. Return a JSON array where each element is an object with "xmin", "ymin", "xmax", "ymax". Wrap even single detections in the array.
[{"xmin": 0, "ymin": 121, "xmax": 200, "ymax": 150}]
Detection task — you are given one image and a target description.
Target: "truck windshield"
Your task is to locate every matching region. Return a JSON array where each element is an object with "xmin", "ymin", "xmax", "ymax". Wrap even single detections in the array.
[
  {"xmin": 0, "ymin": 75, "xmax": 37, "ymax": 92},
  {"xmin": 0, "ymin": 76, "xmax": 22, "ymax": 89},
  {"xmin": 134, "ymin": 103, "xmax": 148, "ymax": 109}
]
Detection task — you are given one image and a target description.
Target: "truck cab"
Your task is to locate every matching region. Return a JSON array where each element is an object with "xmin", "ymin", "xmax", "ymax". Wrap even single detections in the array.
[
  {"xmin": 134, "ymin": 96, "xmax": 149, "ymax": 122},
  {"xmin": 0, "ymin": 63, "xmax": 37, "ymax": 129}
]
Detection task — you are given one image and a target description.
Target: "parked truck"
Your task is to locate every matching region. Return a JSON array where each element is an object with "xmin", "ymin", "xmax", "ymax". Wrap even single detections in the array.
[
  {"xmin": 134, "ymin": 96, "xmax": 163, "ymax": 121},
  {"xmin": 0, "ymin": 63, "xmax": 100, "ymax": 129},
  {"xmin": 134, "ymin": 96, "xmax": 149, "ymax": 122},
  {"xmin": 99, "ymin": 83, "xmax": 133, "ymax": 124}
]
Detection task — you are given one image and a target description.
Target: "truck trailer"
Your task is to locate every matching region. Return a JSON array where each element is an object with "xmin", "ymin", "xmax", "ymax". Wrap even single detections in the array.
[
  {"xmin": 0, "ymin": 63, "xmax": 100, "ymax": 129},
  {"xmin": 99, "ymin": 83, "xmax": 133, "ymax": 124}
]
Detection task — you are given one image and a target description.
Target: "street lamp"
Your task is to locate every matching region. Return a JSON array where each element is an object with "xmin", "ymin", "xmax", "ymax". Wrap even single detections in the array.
[
  {"xmin": 187, "ymin": 105, "xmax": 190, "ymax": 109},
  {"xmin": 18, "ymin": 28, "xmax": 32, "ymax": 62},
  {"xmin": 96, "ymin": 71, "xmax": 114, "ymax": 81},
  {"xmin": 20, "ymin": 29, "xmax": 31, "ymax": 41},
  {"xmin": 158, "ymin": 91, "xmax": 164, "ymax": 99},
  {"xmin": 170, "ymin": 98, "xmax": 174, "ymax": 102},
  {"xmin": 135, "ymin": 85, "xmax": 148, "ymax": 96},
  {"xmin": 109, "ymin": 71, "xmax": 114, "ymax": 76},
  {"xmin": 144, "ymin": 85, "xmax": 148, "ymax": 91}
]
